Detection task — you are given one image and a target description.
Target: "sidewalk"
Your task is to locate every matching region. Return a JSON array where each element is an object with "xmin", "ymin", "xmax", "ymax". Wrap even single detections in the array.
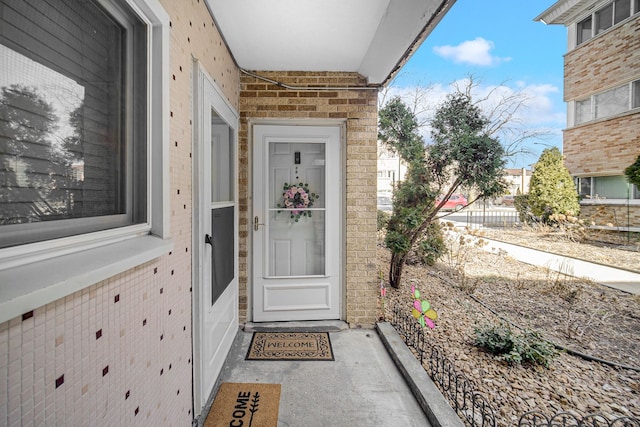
[
  {"xmin": 204, "ymin": 323, "xmax": 463, "ymax": 427},
  {"xmin": 482, "ymin": 237, "xmax": 640, "ymax": 294}
]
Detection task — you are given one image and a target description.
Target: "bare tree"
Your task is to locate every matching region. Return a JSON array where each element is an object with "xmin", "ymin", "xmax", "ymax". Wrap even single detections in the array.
[{"xmin": 381, "ymin": 75, "xmax": 556, "ymax": 167}]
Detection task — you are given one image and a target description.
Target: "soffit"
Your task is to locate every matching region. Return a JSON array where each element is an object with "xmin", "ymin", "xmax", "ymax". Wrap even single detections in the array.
[
  {"xmin": 205, "ymin": 0, "xmax": 455, "ymax": 86},
  {"xmin": 535, "ymin": 0, "xmax": 603, "ymax": 25}
]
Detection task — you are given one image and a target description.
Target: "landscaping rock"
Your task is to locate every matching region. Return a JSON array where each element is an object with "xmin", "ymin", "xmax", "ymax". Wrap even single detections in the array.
[{"xmin": 379, "ymin": 227, "xmax": 640, "ymax": 426}]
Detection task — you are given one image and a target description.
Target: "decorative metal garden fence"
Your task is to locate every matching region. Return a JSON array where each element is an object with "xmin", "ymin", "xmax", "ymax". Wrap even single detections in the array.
[
  {"xmin": 388, "ymin": 303, "xmax": 640, "ymax": 427},
  {"xmin": 518, "ymin": 411, "xmax": 640, "ymax": 427},
  {"xmin": 465, "ymin": 210, "xmax": 521, "ymax": 230},
  {"xmin": 389, "ymin": 303, "xmax": 497, "ymax": 427}
]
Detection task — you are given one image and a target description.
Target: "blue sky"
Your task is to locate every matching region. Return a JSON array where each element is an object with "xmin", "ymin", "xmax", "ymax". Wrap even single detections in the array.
[{"xmin": 387, "ymin": 0, "xmax": 567, "ymax": 169}]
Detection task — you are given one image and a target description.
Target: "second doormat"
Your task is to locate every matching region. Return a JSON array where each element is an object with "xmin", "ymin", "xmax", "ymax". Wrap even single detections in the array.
[
  {"xmin": 246, "ymin": 331, "xmax": 334, "ymax": 361},
  {"xmin": 204, "ymin": 382, "xmax": 281, "ymax": 427}
]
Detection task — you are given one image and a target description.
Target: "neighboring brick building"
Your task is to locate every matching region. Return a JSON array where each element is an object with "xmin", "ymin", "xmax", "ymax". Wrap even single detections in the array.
[{"xmin": 536, "ymin": 0, "xmax": 640, "ymax": 228}]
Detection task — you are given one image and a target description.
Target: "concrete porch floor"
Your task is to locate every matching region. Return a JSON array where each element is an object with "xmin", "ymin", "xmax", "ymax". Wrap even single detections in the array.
[{"xmin": 200, "ymin": 322, "xmax": 461, "ymax": 427}]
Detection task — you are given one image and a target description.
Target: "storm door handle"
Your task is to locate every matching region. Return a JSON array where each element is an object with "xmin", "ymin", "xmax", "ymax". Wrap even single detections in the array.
[{"xmin": 254, "ymin": 216, "xmax": 265, "ymax": 231}]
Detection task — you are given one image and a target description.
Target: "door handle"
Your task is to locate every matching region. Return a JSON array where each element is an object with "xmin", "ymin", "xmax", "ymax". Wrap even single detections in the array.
[
  {"xmin": 205, "ymin": 234, "xmax": 213, "ymax": 246},
  {"xmin": 254, "ymin": 216, "xmax": 265, "ymax": 231}
]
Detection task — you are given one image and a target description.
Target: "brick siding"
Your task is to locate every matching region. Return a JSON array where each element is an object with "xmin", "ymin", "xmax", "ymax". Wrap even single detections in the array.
[
  {"xmin": 563, "ymin": 113, "xmax": 640, "ymax": 175},
  {"xmin": 565, "ymin": 15, "xmax": 640, "ymax": 101},
  {"xmin": 563, "ymin": 14, "xmax": 640, "ymax": 228},
  {"xmin": 581, "ymin": 204, "xmax": 640, "ymax": 229},
  {"xmin": 239, "ymin": 71, "xmax": 379, "ymax": 326}
]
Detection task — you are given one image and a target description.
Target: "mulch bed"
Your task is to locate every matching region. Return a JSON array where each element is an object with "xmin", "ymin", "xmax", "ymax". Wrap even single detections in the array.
[{"xmin": 379, "ymin": 229, "xmax": 640, "ymax": 426}]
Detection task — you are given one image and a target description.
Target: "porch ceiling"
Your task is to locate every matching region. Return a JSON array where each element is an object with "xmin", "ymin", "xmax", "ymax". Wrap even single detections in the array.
[{"xmin": 205, "ymin": 0, "xmax": 455, "ymax": 86}]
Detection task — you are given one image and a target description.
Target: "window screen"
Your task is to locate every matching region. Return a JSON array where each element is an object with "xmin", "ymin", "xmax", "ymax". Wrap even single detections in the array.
[{"xmin": 0, "ymin": 0, "xmax": 147, "ymax": 248}]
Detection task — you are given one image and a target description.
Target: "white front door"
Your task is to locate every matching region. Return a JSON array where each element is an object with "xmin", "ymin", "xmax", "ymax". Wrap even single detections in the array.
[
  {"xmin": 193, "ymin": 64, "xmax": 238, "ymax": 416},
  {"xmin": 252, "ymin": 125, "xmax": 341, "ymax": 322}
]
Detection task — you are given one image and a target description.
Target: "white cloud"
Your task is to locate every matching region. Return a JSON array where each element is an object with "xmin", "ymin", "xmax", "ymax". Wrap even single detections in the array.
[{"xmin": 433, "ymin": 38, "xmax": 511, "ymax": 66}]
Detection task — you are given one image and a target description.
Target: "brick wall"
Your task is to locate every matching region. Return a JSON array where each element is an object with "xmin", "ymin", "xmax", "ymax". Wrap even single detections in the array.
[
  {"xmin": 238, "ymin": 71, "xmax": 379, "ymax": 326},
  {"xmin": 562, "ymin": 15, "xmax": 640, "ymax": 176},
  {"xmin": 581, "ymin": 204, "xmax": 640, "ymax": 229},
  {"xmin": 563, "ymin": 113, "xmax": 640, "ymax": 175},
  {"xmin": 0, "ymin": 1, "xmax": 239, "ymax": 425},
  {"xmin": 564, "ymin": 15, "xmax": 640, "ymax": 101}
]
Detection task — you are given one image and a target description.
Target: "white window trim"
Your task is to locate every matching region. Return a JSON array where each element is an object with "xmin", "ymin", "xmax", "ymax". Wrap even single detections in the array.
[
  {"xmin": 571, "ymin": 0, "xmax": 640, "ymax": 49},
  {"xmin": 0, "ymin": 0, "xmax": 172, "ymax": 324}
]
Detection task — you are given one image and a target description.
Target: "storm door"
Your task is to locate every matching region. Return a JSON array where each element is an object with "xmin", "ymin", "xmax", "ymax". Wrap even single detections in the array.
[
  {"xmin": 252, "ymin": 125, "xmax": 341, "ymax": 321},
  {"xmin": 193, "ymin": 64, "xmax": 238, "ymax": 417}
]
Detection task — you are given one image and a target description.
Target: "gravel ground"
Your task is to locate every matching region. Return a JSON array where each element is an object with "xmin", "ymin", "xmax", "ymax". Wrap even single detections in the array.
[{"xmin": 379, "ymin": 226, "xmax": 640, "ymax": 426}]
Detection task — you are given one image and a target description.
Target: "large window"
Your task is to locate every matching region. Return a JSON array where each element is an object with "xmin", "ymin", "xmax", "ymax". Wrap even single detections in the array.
[
  {"xmin": 577, "ymin": 176, "xmax": 640, "ymax": 200},
  {"xmin": 574, "ymin": 79, "xmax": 640, "ymax": 125},
  {"xmin": 0, "ymin": 0, "xmax": 147, "ymax": 248},
  {"xmin": 577, "ymin": 0, "xmax": 638, "ymax": 45}
]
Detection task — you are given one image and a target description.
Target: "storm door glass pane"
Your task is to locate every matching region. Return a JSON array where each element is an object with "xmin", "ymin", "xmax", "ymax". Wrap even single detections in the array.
[
  {"xmin": 210, "ymin": 111, "xmax": 234, "ymax": 203},
  {"xmin": 267, "ymin": 142, "xmax": 325, "ymax": 277}
]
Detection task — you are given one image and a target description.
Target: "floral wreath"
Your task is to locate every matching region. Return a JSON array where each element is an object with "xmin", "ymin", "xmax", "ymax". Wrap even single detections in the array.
[{"xmin": 277, "ymin": 182, "xmax": 319, "ymax": 222}]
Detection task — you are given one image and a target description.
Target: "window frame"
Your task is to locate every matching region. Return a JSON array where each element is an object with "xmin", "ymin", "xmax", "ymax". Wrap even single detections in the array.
[
  {"xmin": 0, "ymin": 0, "xmax": 171, "ymax": 324},
  {"xmin": 575, "ymin": 0, "xmax": 638, "ymax": 46},
  {"xmin": 0, "ymin": 0, "xmax": 147, "ymax": 249},
  {"xmin": 577, "ymin": 176, "xmax": 640, "ymax": 201},
  {"xmin": 572, "ymin": 79, "xmax": 640, "ymax": 126}
]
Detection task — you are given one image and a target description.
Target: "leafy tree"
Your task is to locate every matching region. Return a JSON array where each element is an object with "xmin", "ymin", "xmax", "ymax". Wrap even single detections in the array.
[
  {"xmin": 624, "ymin": 155, "xmax": 640, "ymax": 188},
  {"xmin": 0, "ymin": 85, "xmax": 62, "ymax": 223},
  {"xmin": 527, "ymin": 147, "xmax": 580, "ymax": 221},
  {"xmin": 379, "ymin": 94, "xmax": 506, "ymax": 288}
]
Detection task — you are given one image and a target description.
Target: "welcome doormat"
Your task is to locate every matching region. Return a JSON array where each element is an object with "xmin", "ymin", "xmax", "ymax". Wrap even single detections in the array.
[
  {"xmin": 204, "ymin": 382, "xmax": 281, "ymax": 427},
  {"xmin": 245, "ymin": 332, "xmax": 334, "ymax": 361}
]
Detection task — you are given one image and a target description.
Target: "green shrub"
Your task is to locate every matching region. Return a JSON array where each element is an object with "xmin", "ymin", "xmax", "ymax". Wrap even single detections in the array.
[
  {"xmin": 514, "ymin": 194, "xmax": 535, "ymax": 223},
  {"xmin": 377, "ymin": 210, "xmax": 390, "ymax": 231},
  {"xmin": 528, "ymin": 148, "xmax": 580, "ymax": 222},
  {"xmin": 473, "ymin": 323, "xmax": 557, "ymax": 367},
  {"xmin": 624, "ymin": 155, "xmax": 640, "ymax": 188},
  {"xmin": 416, "ymin": 221, "xmax": 447, "ymax": 266}
]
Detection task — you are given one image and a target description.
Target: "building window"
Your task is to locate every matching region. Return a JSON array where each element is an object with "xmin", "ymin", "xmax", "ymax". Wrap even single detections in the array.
[
  {"xmin": 578, "ymin": 176, "xmax": 640, "ymax": 200},
  {"xmin": 633, "ymin": 80, "xmax": 640, "ymax": 109},
  {"xmin": 575, "ymin": 98, "xmax": 592, "ymax": 124},
  {"xmin": 0, "ymin": 0, "xmax": 148, "ymax": 249},
  {"xmin": 577, "ymin": 0, "xmax": 638, "ymax": 45},
  {"xmin": 577, "ymin": 15, "xmax": 592, "ymax": 45},
  {"xmin": 594, "ymin": 85, "xmax": 629, "ymax": 119},
  {"xmin": 574, "ymin": 79, "xmax": 640, "ymax": 125}
]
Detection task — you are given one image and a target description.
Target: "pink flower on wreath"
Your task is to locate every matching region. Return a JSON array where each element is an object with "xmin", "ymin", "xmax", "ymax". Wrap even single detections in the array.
[{"xmin": 277, "ymin": 182, "xmax": 319, "ymax": 222}]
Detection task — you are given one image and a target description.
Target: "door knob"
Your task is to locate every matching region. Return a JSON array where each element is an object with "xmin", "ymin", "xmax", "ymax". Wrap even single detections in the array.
[{"xmin": 205, "ymin": 234, "xmax": 213, "ymax": 246}]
